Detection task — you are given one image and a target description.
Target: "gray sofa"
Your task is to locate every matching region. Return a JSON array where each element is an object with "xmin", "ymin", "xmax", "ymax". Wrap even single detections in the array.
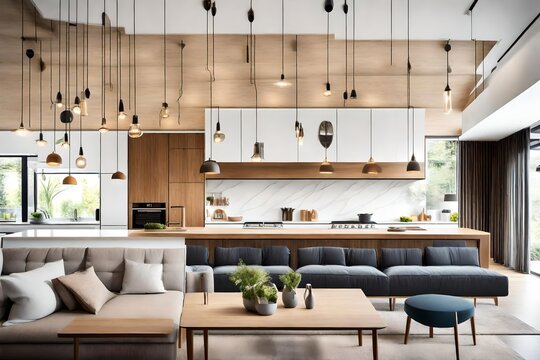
[
  {"xmin": 213, "ymin": 246, "xmax": 293, "ymax": 291},
  {"xmin": 296, "ymin": 247, "xmax": 389, "ymax": 296},
  {"xmin": 0, "ymin": 247, "xmax": 185, "ymax": 360}
]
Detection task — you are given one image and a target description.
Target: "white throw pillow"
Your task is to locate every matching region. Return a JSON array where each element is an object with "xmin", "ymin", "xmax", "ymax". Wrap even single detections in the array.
[
  {"xmin": 0, "ymin": 260, "xmax": 65, "ymax": 326},
  {"xmin": 120, "ymin": 259, "xmax": 165, "ymax": 294}
]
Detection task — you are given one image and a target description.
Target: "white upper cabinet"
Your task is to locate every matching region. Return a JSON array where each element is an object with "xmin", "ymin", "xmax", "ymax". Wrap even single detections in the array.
[
  {"xmin": 100, "ymin": 175, "xmax": 128, "ymax": 227},
  {"xmin": 240, "ymin": 109, "xmax": 256, "ymax": 162},
  {"xmin": 297, "ymin": 109, "xmax": 337, "ymax": 162},
  {"xmin": 100, "ymin": 131, "xmax": 128, "ymax": 174},
  {"xmin": 336, "ymin": 109, "xmax": 371, "ymax": 162},
  {"xmin": 205, "ymin": 108, "xmax": 242, "ymax": 162},
  {"xmin": 255, "ymin": 109, "xmax": 297, "ymax": 162},
  {"xmin": 371, "ymin": 109, "xmax": 409, "ymax": 162}
]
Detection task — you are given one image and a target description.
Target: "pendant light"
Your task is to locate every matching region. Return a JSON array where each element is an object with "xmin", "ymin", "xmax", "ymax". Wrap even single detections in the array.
[
  {"xmin": 158, "ymin": 0, "xmax": 169, "ymax": 123},
  {"xmin": 14, "ymin": 1, "xmax": 29, "ymax": 136},
  {"xmin": 210, "ymin": 3, "xmax": 224, "ymax": 143},
  {"xmin": 274, "ymin": 0, "xmax": 291, "ymax": 88},
  {"xmin": 176, "ymin": 41, "xmax": 185, "ymax": 125},
  {"xmin": 60, "ymin": 0, "xmax": 73, "ymax": 129},
  {"xmin": 75, "ymin": 119, "xmax": 87, "ymax": 169},
  {"xmin": 62, "ymin": 133, "xmax": 77, "ymax": 185},
  {"xmin": 342, "ymin": 0, "xmax": 349, "ymax": 102},
  {"xmin": 536, "ymin": 164, "xmax": 540, "ymax": 172},
  {"xmin": 404, "ymin": 0, "xmax": 420, "ymax": 173},
  {"xmin": 115, "ymin": 0, "xmax": 126, "ymax": 121},
  {"xmin": 250, "ymin": 26, "xmax": 263, "ymax": 161},
  {"xmin": 350, "ymin": 0, "xmax": 357, "ymax": 99},
  {"xmin": 55, "ymin": 0, "xmax": 64, "ymax": 109},
  {"xmin": 323, "ymin": 0, "xmax": 333, "ymax": 96},
  {"xmin": 36, "ymin": 40, "xmax": 47, "ymax": 146},
  {"xmin": 128, "ymin": 0, "xmax": 143, "ymax": 138},
  {"xmin": 213, "ymin": 107, "xmax": 226, "ymax": 143},
  {"xmin": 294, "ymin": 35, "xmax": 304, "ymax": 144},
  {"xmin": 444, "ymin": 40, "xmax": 452, "ymax": 114},
  {"xmin": 72, "ymin": 0, "xmax": 81, "ymax": 116},
  {"xmin": 362, "ymin": 109, "xmax": 382, "ymax": 174},
  {"xmin": 79, "ymin": 0, "xmax": 89, "ymax": 116},
  {"xmin": 111, "ymin": 3, "xmax": 126, "ymax": 181},
  {"xmin": 99, "ymin": 1, "xmax": 110, "ymax": 133},
  {"xmin": 46, "ymin": 27, "xmax": 62, "ymax": 166},
  {"xmin": 200, "ymin": 1, "xmax": 220, "ymax": 175}
]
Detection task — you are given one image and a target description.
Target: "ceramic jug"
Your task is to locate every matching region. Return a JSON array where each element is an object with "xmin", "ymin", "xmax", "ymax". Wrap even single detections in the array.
[{"xmin": 304, "ymin": 284, "xmax": 315, "ymax": 309}]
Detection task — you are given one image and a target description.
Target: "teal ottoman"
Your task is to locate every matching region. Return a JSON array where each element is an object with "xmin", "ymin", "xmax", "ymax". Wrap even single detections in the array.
[{"xmin": 404, "ymin": 294, "xmax": 476, "ymax": 360}]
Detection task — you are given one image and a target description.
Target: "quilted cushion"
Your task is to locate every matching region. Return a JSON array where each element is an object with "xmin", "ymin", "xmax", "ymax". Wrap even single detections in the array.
[
  {"xmin": 347, "ymin": 249, "xmax": 378, "ymax": 267},
  {"xmin": 186, "ymin": 245, "xmax": 209, "ymax": 266},
  {"xmin": 297, "ymin": 247, "xmax": 347, "ymax": 267},
  {"xmin": 381, "ymin": 248, "xmax": 423, "ymax": 269},
  {"xmin": 425, "ymin": 247, "xmax": 479, "ymax": 266},
  {"xmin": 213, "ymin": 247, "xmax": 262, "ymax": 267}
]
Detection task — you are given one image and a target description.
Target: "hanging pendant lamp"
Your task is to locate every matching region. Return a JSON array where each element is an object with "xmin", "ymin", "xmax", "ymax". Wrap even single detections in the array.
[
  {"xmin": 79, "ymin": 1, "xmax": 88, "ymax": 117},
  {"xmin": 14, "ymin": 2, "xmax": 30, "ymax": 135},
  {"xmin": 176, "ymin": 41, "xmax": 185, "ymax": 125},
  {"xmin": 116, "ymin": 0, "xmax": 126, "ymax": 120},
  {"xmin": 213, "ymin": 107, "xmax": 225, "ymax": 143},
  {"xmin": 407, "ymin": 108, "xmax": 421, "ymax": 172},
  {"xmin": 323, "ymin": 0, "xmax": 333, "ymax": 96},
  {"xmin": 128, "ymin": 0, "xmax": 143, "ymax": 138},
  {"xmin": 200, "ymin": 1, "xmax": 220, "ymax": 174},
  {"xmin": 294, "ymin": 35, "xmax": 304, "ymax": 144},
  {"xmin": 60, "ymin": 0, "xmax": 73, "ymax": 126},
  {"xmin": 98, "ymin": 1, "xmax": 110, "ymax": 133},
  {"xmin": 444, "ymin": 40, "xmax": 452, "ymax": 114},
  {"xmin": 274, "ymin": 0, "xmax": 291, "ymax": 88},
  {"xmin": 158, "ymin": 0, "xmax": 169, "ymax": 123},
  {"xmin": 250, "ymin": 31, "xmax": 264, "ymax": 162},
  {"xmin": 319, "ymin": 118, "xmax": 334, "ymax": 174},
  {"xmin": 210, "ymin": 3, "xmax": 224, "ymax": 143},
  {"xmin": 350, "ymin": 0, "xmax": 357, "ymax": 99},
  {"xmin": 36, "ymin": 41, "xmax": 47, "ymax": 146},
  {"xmin": 71, "ymin": 0, "xmax": 81, "ymax": 115},
  {"xmin": 62, "ymin": 127, "xmax": 77, "ymax": 185},
  {"xmin": 54, "ymin": 0, "xmax": 64, "ymax": 109},
  {"xmin": 342, "ymin": 0, "xmax": 348, "ymax": 102},
  {"xmin": 46, "ymin": 26, "xmax": 62, "ymax": 166},
  {"xmin": 362, "ymin": 109, "xmax": 382, "ymax": 174}
]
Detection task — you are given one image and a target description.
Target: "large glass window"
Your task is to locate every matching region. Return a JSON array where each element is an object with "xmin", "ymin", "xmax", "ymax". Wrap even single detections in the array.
[
  {"xmin": 530, "ymin": 150, "xmax": 540, "ymax": 274},
  {"xmin": 36, "ymin": 173, "xmax": 100, "ymax": 220},
  {"xmin": 0, "ymin": 157, "xmax": 22, "ymax": 222}
]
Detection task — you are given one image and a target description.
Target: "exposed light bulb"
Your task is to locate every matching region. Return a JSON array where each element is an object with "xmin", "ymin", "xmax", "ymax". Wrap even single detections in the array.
[
  {"xmin": 98, "ymin": 118, "xmax": 109, "ymax": 133},
  {"xmin": 274, "ymin": 74, "xmax": 291, "ymax": 88},
  {"xmin": 213, "ymin": 122, "xmax": 225, "ymax": 143},
  {"xmin": 75, "ymin": 147, "xmax": 87, "ymax": 168},
  {"xmin": 72, "ymin": 96, "xmax": 81, "ymax": 115},
  {"xmin": 13, "ymin": 123, "xmax": 29, "ymax": 135},
  {"xmin": 128, "ymin": 115, "xmax": 143, "ymax": 138},
  {"xmin": 323, "ymin": 82, "xmax": 332, "ymax": 97},
  {"xmin": 159, "ymin": 102, "xmax": 170, "ymax": 119},
  {"xmin": 35, "ymin": 132, "xmax": 48, "ymax": 146},
  {"xmin": 80, "ymin": 96, "xmax": 88, "ymax": 117},
  {"xmin": 251, "ymin": 142, "xmax": 264, "ymax": 162},
  {"xmin": 444, "ymin": 85, "xmax": 452, "ymax": 114},
  {"xmin": 118, "ymin": 99, "xmax": 127, "ymax": 120},
  {"xmin": 297, "ymin": 124, "xmax": 304, "ymax": 145},
  {"xmin": 55, "ymin": 91, "xmax": 63, "ymax": 108}
]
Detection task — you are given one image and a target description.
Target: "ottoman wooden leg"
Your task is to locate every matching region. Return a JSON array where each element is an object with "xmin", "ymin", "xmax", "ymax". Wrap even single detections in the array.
[
  {"xmin": 358, "ymin": 330, "xmax": 363, "ymax": 346},
  {"xmin": 404, "ymin": 316, "xmax": 411, "ymax": 344},
  {"xmin": 494, "ymin": 297, "xmax": 499, "ymax": 306},
  {"xmin": 453, "ymin": 313, "xmax": 460, "ymax": 360},
  {"xmin": 473, "ymin": 298, "xmax": 477, "ymax": 307},
  {"xmin": 393, "ymin": 298, "xmax": 397, "ymax": 310},
  {"xmin": 470, "ymin": 317, "xmax": 477, "ymax": 345},
  {"xmin": 204, "ymin": 329, "xmax": 209, "ymax": 360},
  {"xmin": 429, "ymin": 326, "xmax": 433, "ymax": 338},
  {"xmin": 389, "ymin": 298, "xmax": 393, "ymax": 311}
]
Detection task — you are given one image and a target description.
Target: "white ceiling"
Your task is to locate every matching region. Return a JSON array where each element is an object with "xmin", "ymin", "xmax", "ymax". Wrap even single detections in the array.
[{"xmin": 32, "ymin": 0, "xmax": 540, "ymax": 84}]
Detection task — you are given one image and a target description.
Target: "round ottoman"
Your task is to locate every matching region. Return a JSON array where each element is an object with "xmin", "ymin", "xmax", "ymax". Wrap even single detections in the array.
[{"xmin": 404, "ymin": 294, "xmax": 476, "ymax": 360}]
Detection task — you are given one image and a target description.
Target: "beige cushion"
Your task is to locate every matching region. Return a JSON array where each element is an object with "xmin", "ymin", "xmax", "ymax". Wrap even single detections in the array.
[
  {"xmin": 56, "ymin": 267, "xmax": 116, "ymax": 314},
  {"xmin": 0, "ymin": 260, "xmax": 65, "ymax": 326},
  {"xmin": 51, "ymin": 278, "xmax": 80, "ymax": 311},
  {"xmin": 121, "ymin": 259, "xmax": 165, "ymax": 294}
]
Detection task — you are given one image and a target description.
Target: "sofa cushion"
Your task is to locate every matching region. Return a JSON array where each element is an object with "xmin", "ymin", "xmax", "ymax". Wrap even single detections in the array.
[
  {"xmin": 214, "ymin": 247, "xmax": 262, "ymax": 267},
  {"xmin": 213, "ymin": 265, "xmax": 293, "ymax": 292},
  {"xmin": 121, "ymin": 260, "xmax": 165, "ymax": 294},
  {"xmin": 296, "ymin": 265, "xmax": 389, "ymax": 296},
  {"xmin": 385, "ymin": 265, "xmax": 508, "ymax": 296},
  {"xmin": 0, "ymin": 250, "xmax": 7, "ymax": 320},
  {"xmin": 51, "ymin": 278, "xmax": 80, "ymax": 311},
  {"xmin": 1, "ymin": 260, "xmax": 65, "ymax": 326},
  {"xmin": 186, "ymin": 245, "xmax": 209, "ymax": 266},
  {"xmin": 425, "ymin": 247, "xmax": 479, "ymax": 266},
  {"xmin": 381, "ymin": 248, "xmax": 423, "ymax": 269},
  {"xmin": 186, "ymin": 266, "xmax": 214, "ymax": 293},
  {"xmin": 262, "ymin": 246, "xmax": 290, "ymax": 266},
  {"xmin": 0, "ymin": 291, "xmax": 183, "ymax": 344},
  {"xmin": 347, "ymin": 249, "xmax": 378, "ymax": 267},
  {"xmin": 1, "ymin": 248, "xmax": 86, "ymax": 275},
  {"xmin": 297, "ymin": 247, "xmax": 347, "ymax": 267},
  {"xmin": 86, "ymin": 248, "xmax": 184, "ymax": 292}
]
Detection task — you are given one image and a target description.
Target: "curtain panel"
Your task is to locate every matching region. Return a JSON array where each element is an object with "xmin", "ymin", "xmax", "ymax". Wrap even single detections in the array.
[{"xmin": 459, "ymin": 129, "xmax": 530, "ymax": 273}]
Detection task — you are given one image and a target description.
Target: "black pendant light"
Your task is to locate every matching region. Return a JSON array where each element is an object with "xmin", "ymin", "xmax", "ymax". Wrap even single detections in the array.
[
  {"xmin": 405, "ymin": 0, "xmax": 420, "ymax": 173},
  {"xmin": 362, "ymin": 109, "xmax": 382, "ymax": 174},
  {"xmin": 116, "ymin": 0, "xmax": 126, "ymax": 121},
  {"xmin": 250, "ymin": 23, "xmax": 263, "ymax": 162},
  {"xmin": 323, "ymin": 0, "xmax": 333, "ymax": 97},
  {"xmin": 98, "ymin": 1, "xmax": 110, "ymax": 133},
  {"xmin": 200, "ymin": 1, "xmax": 220, "ymax": 174},
  {"xmin": 72, "ymin": 0, "xmax": 81, "ymax": 116},
  {"xmin": 79, "ymin": 0, "xmax": 89, "ymax": 116},
  {"xmin": 176, "ymin": 41, "xmax": 185, "ymax": 125},
  {"xmin": 159, "ymin": 0, "xmax": 169, "ymax": 123},
  {"xmin": 350, "ymin": 0, "xmax": 357, "ymax": 99},
  {"xmin": 128, "ymin": 0, "xmax": 143, "ymax": 138},
  {"xmin": 211, "ymin": 3, "xmax": 225, "ymax": 143},
  {"xmin": 274, "ymin": 0, "xmax": 291, "ymax": 88},
  {"xmin": 46, "ymin": 23, "xmax": 62, "ymax": 166},
  {"xmin": 342, "ymin": 0, "xmax": 348, "ymax": 102},
  {"xmin": 111, "ymin": 2, "xmax": 126, "ymax": 181},
  {"xmin": 55, "ymin": 0, "xmax": 64, "ymax": 109},
  {"xmin": 14, "ymin": 1, "xmax": 29, "ymax": 135},
  {"xmin": 536, "ymin": 164, "xmax": 540, "ymax": 172},
  {"xmin": 319, "ymin": 115, "xmax": 334, "ymax": 174},
  {"xmin": 294, "ymin": 34, "xmax": 304, "ymax": 145},
  {"xmin": 444, "ymin": 40, "xmax": 452, "ymax": 114},
  {"xmin": 60, "ymin": 0, "xmax": 73, "ymax": 128}
]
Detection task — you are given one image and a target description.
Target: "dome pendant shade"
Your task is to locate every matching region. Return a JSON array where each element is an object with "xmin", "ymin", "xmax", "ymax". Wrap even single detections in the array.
[
  {"xmin": 362, "ymin": 157, "xmax": 382, "ymax": 174},
  {"xmin": 319, "ymin": 160, "xmax": 334, "ymax": 174},
  {"xmin": 13, "ymin": 122, "xmax": 29, "ymax": 135},
  {"xmin": 46, "ymin": 151, "xmax": 62, "ymax": 166},
  {"xmin": 406, "ymin": 153, "xmax": 421, "ymax": 172},
  {"xmin": 111, "ymin": 171, "xmax": 127, "ymax": 180},
  {"xmin": 60, "ymin": 109, "xmax": 74, "ymax": 124},
  {"xmin": 251, "ymin": 142, "xmax": 264, "ymax": 162},
  {"xmin": 199, "ymin": 158, "xmax": 220, "ymax": 175},
  {"xmin": 62, "ymin": 175, "xmax": 77, "ymax": 185}
]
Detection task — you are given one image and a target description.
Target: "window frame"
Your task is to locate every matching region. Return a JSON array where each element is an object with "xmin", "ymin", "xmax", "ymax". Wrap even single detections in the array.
[{"xmin": 0, "ymin": 154, "xmax": 37, "ymax": 223}]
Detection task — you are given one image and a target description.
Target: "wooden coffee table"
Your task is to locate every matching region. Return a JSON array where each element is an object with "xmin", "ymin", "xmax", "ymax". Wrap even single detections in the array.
[
  {"xmin": 58, "ymin": 318, "xmax": 175, "ymax": 360},
  {"xmin": 181, "ymin": 289, "xmax": 386, "ymax": 360}
]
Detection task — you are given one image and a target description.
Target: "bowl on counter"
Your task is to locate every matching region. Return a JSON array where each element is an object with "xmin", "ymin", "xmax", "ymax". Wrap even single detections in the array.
[{"xmin": 228, "ymin": 216, "xmax": 243, "ymax": 222}]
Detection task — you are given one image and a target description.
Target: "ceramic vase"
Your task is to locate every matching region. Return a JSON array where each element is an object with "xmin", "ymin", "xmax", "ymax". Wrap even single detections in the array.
[
  {"xmin": 243, "ymin": 297, "xmax": 256, "ymax": 312},
  {"xmin": 255, "ymin": 302, "xmax": 277, "ymax": 316},
  {"xmin": 282, "ymin": 287, "xmax": 298, "ymax": 308},
  {"xmin": 304, "ymin": 284, "xmax": 315, "ymax": 309}
]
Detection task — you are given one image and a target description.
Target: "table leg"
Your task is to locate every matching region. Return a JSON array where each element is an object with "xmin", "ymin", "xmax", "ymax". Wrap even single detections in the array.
[
  {"xmin": 429, "ymin": 326, "xmax": 434, "ymax": 338},
  {"xmin": 470, "ymin": 317, "xmax": 477, "ymax": 346},
  {"xmin": 186, "ymin": 329, "xmax": 194, "ymax": 360},
  {"xmin": 204, "ymin": 329, "xmax": 209, "ymax": 360},
  {"xmin": 72, "ymin": 337, "xmax": 80, "ymax": 360},
  {"xmin": 404, "ymin": 316, "xmax": 411, "ymax": 344},
  {"xmin": 372, "ymin": 329, "xmax": 378, "ymax": 360},
  {"xmin": 358, "ymin": 330, "xmax": 362, "ymax": 346},
  {"xmin": 453, "ymin": 313, "xmax": 460, "ymax": 360}
]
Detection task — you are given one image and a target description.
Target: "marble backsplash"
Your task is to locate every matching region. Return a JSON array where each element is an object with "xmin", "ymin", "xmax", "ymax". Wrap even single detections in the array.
[{"xmin": 206, "ymin": 179, "xmax": 428, "ymax": 222}]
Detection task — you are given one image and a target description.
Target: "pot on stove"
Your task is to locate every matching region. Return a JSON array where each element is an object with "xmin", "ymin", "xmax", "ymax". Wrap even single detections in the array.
[{"xmin": 357, "ymin": 213, "xmax": 373, "ymax": 223}]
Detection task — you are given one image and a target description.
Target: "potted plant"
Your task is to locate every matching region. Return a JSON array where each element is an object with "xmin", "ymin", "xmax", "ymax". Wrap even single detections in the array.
[
  {"xmin": 255, "ymin": 282, "xmax": 278, "ymax": 316},
  {"xmin": 30, "ymin": 211, "xmax": 44, "ymax": 224},
  {"xmin": 279, "ymin": 271, "xmax": 302, "ymax": 308},
  {"xmin": 229, "ymin": 260, "xmax": 271, "ymax": 312}
]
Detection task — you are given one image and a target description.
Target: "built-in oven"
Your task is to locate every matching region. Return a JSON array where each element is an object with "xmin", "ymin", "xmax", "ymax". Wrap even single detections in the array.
[{"xmin": 131, "ymin": 203, "xmax": 167, "ymax": 229}]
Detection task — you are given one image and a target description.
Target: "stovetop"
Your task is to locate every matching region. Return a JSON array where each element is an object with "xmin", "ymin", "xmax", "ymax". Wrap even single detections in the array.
[
  {"xmin": 243, "ymin": 222, "xmax": 284, "ymax": 229},
  {"xmin": 331, "ymin": 221, "xmax": 377, "ymax": 229}
]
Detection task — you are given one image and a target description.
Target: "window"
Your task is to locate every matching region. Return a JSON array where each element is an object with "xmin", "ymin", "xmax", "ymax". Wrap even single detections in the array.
[
  {"xmin": 530, "ymin": 150, "xmax": 540, "ymax": 274},
  {"xmin": 36, "ymin": 173, "xmax": 100, "ymax": 220},
  {"xmin": 0, "ymin": 157, "xmax": 22, "ymax": 221},
  {"xmin": 425, "ymin": 138, "xmax": 458, "ymax": 219}
]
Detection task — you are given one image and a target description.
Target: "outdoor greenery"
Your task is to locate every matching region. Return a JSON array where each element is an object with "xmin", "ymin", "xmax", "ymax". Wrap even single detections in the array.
[
  {"xmin": 0, "ymin": 158, "xmax": 22, "ymax": 216},
  {"xmin": 38, "ymin": 178, "xmax": 65, "ymax": 217},
  {"xmin": 229, "ymin": 260, "xmax": 271, "ymax": 300},
  {"xmin": 531, "ymin": 244, "xmax": 540, "ymax": 261},
  {"xmin": 425, "ymin": 139, "xmax": 457, "ymax": 210},
  {"xmin": 530, "ymin": 151, "xmax": 540, "ymax": 262},
  {"xmin": 279, "ymin": 271, "xmax": 301, "ymax": 290}
]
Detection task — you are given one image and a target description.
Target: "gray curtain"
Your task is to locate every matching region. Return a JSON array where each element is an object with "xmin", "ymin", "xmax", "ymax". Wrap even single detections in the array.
[{"xmin": 459, "ymin": 129, "xmax": 530, "ymax": 273}]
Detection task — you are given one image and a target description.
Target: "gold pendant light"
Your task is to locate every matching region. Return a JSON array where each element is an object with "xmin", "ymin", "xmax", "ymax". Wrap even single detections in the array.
[{"xmin": 362, "ymin": 109, "xmax": 382, "ymax": 174}]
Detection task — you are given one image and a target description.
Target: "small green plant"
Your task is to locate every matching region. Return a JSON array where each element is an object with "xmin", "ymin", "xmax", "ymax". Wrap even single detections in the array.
[
  {"xmin": 530, "ymin": 244, "xmax": 540, "ymax": 261},
  {"xmin": 400, "ymin": 216, "xmax": 413, "ymax": 222},
  {"xmin": 256, "ymin": 283, "xmax": 278, "ymax": 304},
  {"xmin": 143, "ymin": 223, "xmax": 167, "ymax": 230},
  {"xmin": 450, "ymin": 212, "xmax": 459, "ymax": 222},
  {"xmin": 279, "ymin": 271, "xmax": 301, "ymax": 290},
  {"xmin": 31, "ymin": 211, "xmax": 43, "ymax": 219},
  {"xmin": 229, "ymin": 260, "xmax": 271, "ymax": 300}
]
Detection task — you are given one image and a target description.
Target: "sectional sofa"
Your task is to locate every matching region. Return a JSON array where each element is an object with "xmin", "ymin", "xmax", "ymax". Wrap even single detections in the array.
[{"xmin": 0, "ymin": 247, "xmax": 185, "ymax": 360}]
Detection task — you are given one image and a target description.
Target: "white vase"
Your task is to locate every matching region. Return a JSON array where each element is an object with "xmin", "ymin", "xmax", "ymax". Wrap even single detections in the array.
[{"xmin": 282, "ymin": 287, "xmax": 298, "ymax": 308}]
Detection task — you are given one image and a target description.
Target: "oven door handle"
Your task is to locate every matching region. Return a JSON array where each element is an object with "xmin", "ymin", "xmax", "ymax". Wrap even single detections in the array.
[{"xmin": 133, "ymin": 209, "xmax": 165, "ymax": 212}]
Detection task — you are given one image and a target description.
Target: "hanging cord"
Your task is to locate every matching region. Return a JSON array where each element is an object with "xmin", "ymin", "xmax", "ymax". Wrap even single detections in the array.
[
  {"xmin": 254, "ymin": 34, "xmax": 258, "ymax": 142},
  {"xmin": 101, "ymin": 1, "xmax": 105, "ymax": 119},
  {"xmin": 163, "ymin": 0, "xmax": 167, "ymax": 103},
  {"xmin": 407, "ymin": 0, "xmax": 410, "ymax": 109},
  {"xmin": 176, "ymin": 41, "xmax": 185, "ymax": 125},
  {"xmin": 66, "ymin": 0, "xmax": 70, "ymax": 107},
  {"xmin": 128, "ymin": 34, "xmax": 131, "ymax": 109},
  {"xmin": 117, "ymin": 0, "xmax": 123, "ymax": 107},
  {"xmin": 326, "ymin": 12, "xmax": 329, "ymax": 84},
  {"xmin": 82, "ymin": 0, "xmax": 85, "ymax": 91},
  {"xmin": 280, "ymin": 0, "xmax": 284, "ymax": 77},
  {"xmin": 133, "ymin": 0, "xmax": 137, "ymax": 115},
  {"xmin": 471, "ymin": 7, "xmax": 476, "ymax": 99},
  {"xmin": 343, "ymin": 0, "xmax": 348, "ymax": 104},
  {"xmin": 109, "ymin": 4, "xmax": 112, "ymax": 90},
  {"xmin": 212, "ymin": 2, "xmax": 216, "ymax": 82},
  {"xmin": 390, "ymin": 0, "xmax": 393, "ymax": 65},
  {"xmin": 19, "ymin": 1, "xmax": 24, "ymax": 129},
  {"xmin": 446, "ymin": 40, "xmax": 450, "ymax": 87},
  {"xmin": 248, "ymin": 0, "xmax": 254, "ymax": 84},
  {"xmin": 369, "ymin": 108, "xmax": 373, "ymax": 158},
  {"xmin": 85, "ymin": 0, "xmax": 89, "ymax": 95},
  {"xmin": 352, "ymin": 0, "xmax": 356, "ymax": 92},
  {"xmin": 58, "ymin": 0, "xmax": 62, "ymax": 106},
  {"xmin": 75, "ymin": 0, "xmax": 78, "ymax": 101},
  {"xmin": 50, "ymin": 33, "xmax": 56, "ymax": 150},
  {"xmin": 39, "ymin": 40, "xmax": 43, "ymax": 134}
]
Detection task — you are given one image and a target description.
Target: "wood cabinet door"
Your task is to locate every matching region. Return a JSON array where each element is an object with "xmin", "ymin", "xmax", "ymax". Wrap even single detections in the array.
[
  {"xmin": 169, "ymin": 148, "xmax": 204, "ymax": 183},
  {"xmin": 169, "ymin": 133, "xmax": 204, "ymax": 149},
  {"xmin": 169, "ymin": 183, "xmax": 205, "ymax": 227}
]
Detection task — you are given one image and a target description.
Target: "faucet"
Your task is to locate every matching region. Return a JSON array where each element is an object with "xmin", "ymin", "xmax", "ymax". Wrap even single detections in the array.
[{"xmin": 73, "ymin": 209, "xmax": 78, "ymax": 222}]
